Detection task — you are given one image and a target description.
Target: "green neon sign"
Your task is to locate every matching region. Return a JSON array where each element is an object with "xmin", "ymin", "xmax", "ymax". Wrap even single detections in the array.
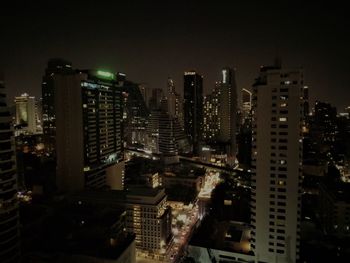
[{"xmin": 97, "ymin": 70, "xmax": 115, "ymax": 79}]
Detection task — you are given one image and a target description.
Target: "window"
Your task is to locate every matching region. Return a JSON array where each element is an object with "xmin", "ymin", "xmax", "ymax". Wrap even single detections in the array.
[
  {"xmin": 280, "ymin": 95, "xmax": 288, "ymax": 100},
  {"xmin": 279, "ymin": 146, "xmax": 287, "ymax": 150}
]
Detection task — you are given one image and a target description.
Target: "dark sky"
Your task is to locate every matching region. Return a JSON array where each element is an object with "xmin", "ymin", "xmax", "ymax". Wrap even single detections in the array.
[{"xmin": 1, "ymin": 0, "xmax": 349, "ymax": 110}]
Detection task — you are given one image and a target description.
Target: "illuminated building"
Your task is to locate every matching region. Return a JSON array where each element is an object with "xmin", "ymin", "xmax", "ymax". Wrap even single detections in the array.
[
  {"xmin": 203, "ymin": 84, "xmax": 219, "ymax": 141},
  {"xmin": 166, "ymin": 77, "xmax": 183, "ymax": 124},
  {"xmin": 303, "ymin": 86, "xmax": 309, "ymax": 117},
  {"xmin": 54, "ymin": 69, "xmax": 124, "ymax": 192},
  {"xmin": 146, "ymin": 108, "xmax": 190, "ymax": 161},
  {"xmin": 184, "ymin": 71, "xmax": 203, "ymax": 154},
  {"xmin": 42, "ymin": 58, "xmax": 73, "ymax": 154},
  {"xmin": 125, "ymin": 188, "xmax": 172, "ymax": 256},
  {"xmin": 70, "ymin": 187, "xmax": 172, "ymax": 258},
  {"xmin": 217, "ymin": 67, "xmax": 238, "ymax": 163},
  {"xmin": 35, "ymin": 97, "xmax": 43, "ymax": 133},
  {"xmin": 251, "ymin": 63, "xmax": 303, "ymax": 263},
  {"xmin": 121, "ymin": 78, "xmax": 149, "ymax": 147},
  {"xmin": 312, "ymin": 101, "xmax": 337, "ymax": 149},
  {"xmin": 0, "ymin": 77, "xmax": 20, "ymax": 263},
  {"xmin": 14, "ymin": 93, "xmax": 36, "ymax": 135},
  {"xmin": 241, "ymin": 88, "xmax": 252, "ymax": 122}
]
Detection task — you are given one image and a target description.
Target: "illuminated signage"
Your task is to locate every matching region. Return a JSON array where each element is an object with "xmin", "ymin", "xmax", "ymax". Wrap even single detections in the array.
[{"xmin": 97, "ymin": 70, "xmax": 115, "ymax": 80}]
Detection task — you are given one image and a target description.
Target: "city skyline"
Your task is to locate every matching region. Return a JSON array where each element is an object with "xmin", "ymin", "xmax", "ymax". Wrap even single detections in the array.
[
  {"xmin": 1, "ymin": 1, "xmax": 350, "ymax": 110},
  {"xmin": 1, "ymin": 2, "xmax": 350, "ymax": 263}
]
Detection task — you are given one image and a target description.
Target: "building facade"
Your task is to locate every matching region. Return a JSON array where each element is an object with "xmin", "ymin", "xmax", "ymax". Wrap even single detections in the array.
[
  {"xmin": 42, "ymin": 58, "xmax": 73, "ymax": 154},
  {"xmin": 251, "ymin": 64, "xmax": 303, "ymax": 263},
  {"xmin": 14, "ymin": 93, "xmax": 36, "ymax": 135},
  {"xmin": 184, "ymin": 71, "xmax": 203, "ymax": 154},
  {"xmin": 203, "ymin": 84, "xmax": 220, "ymax": 142},
  {"xmin": 54, "ymin": 69, "xmax": 124, "ymax": 192},
  {"xmin": 217, "ymin": 67, "xmax": 238, "ymax": 162},
  {"xmin": 0, "ymin": 77, "xmax": 20, "ymax": 263}
]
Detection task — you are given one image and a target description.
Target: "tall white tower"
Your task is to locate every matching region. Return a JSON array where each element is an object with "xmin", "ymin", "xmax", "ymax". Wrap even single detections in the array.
[{"xmin": 251, "ymin": 64, "xmax": 303, "ymax": 263}]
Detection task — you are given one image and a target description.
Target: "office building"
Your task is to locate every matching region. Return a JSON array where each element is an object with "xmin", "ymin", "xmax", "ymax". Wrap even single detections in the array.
[
  {"xmin": 146, "ymin": 108, "xmax": 190, "ymax": 161},
  {"xmin": 42, "ymin": 58, "xmax": 73, "ymax": 154},
  {"xmin": 303, "ymin": 86, "xmax": 309, "ymax": 117},
  {"xmin": 53, "ymin": 69, "xmax": 124, "ymax": 192},
  {"xmin": 184, "ymin": 71, "xmax": 203, "ymax": 154},
  {"xmin": 203, "ymin": 84, "xmax": 220, "ymax": 141},
  {"xmin": 311, "ymin": 101, "xmax": 337, "ymax": 152},
  {"xmin": 251, "ymin": 63, "xmax": 303, "ymax": 263},
  {"xmin": 138, "ymin": 83, "xmax": 149, "ymax": 108},
  {"xmin": 217, "ymin": 67, "xmax": 238, "ymax": 163},
  {"xmin": 121, "ymin": 78, "xmax": 149, "ymax": 147},
  {"xmin": 14, "ymin": 93, "xmax": 36, "ymax": 135},
  {"xmin": 0, "ymin": 77, "xmax": 20, "ymax": 263},
  {"xmin": 149, "ymin": 88, "xmax": 163, "ymax": 111},
  {"xmin": 70, "ymin": 187, "xmax": 172, "ymax": 259},
  {"xmin": 35, "ymin": 97, "xmax": 43, "ymax": 133},
  {"xmin": 242, "ymin": 88, "xmax": 252, "ymax": 122},
  {"xmin": 166, "ymin": 77, "xmax": 182, "ymax": 122}
]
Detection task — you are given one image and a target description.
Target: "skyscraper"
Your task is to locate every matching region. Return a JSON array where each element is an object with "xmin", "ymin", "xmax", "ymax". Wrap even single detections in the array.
[
  {"xmin": 166, "ymin": 77, "xmax": 182, "ymax": 121},
  {"xmin": 217, "ymin": 67, "xmax": 238, "ymax": 163},
  {"xmin": 54, "ymin": 69, "xmax": 124, "ymax": 192},
  {"xmin": 241, "ymin": 88, "xmax": 252, "ymax": 122},
  {"xmin": 251, "ymin": 64, "xmax": 303, "ymax": 263},
  {"xmin": 184, "ymin": 71, "xmax": 203, "ymax": 154},
  {"xmin": 203, "ymin": 84, "xmax": 219, "ymax": 141},
  {"xmin": 148, "ymin": 88, "xmax": 163, "ymax": 111},
  {"xmin": 0, "ymin": 77, "xmax": 20, "ymax": 263},
  {"xmin": 42, "ymin": 58, "xmax": 73, "ymax": 154},
  {"xmin": 121, "ymin": 78, "xmax": 149, "ymax": 147},
  {"xmin": 14, "ymin": 93, "xmax": 36, "ymax": 135}
]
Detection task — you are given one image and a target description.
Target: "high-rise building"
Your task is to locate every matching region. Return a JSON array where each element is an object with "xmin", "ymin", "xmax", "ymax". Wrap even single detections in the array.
[
  {"xmin": 184, "ymin": 71, "xmax": 203, "ymax": 154},
  {"xmin": 14, "ymin": 93, "xmax": 36, "ymax": 135},
  {"xmin": 146, "ymin": 108, "xmax": 190, "ymax": 161},
  {"xmin": 35, "ymin": 97, "xmax": 43, "ymax": 133},
  {"xmin": 166, "ymin": 77, "xmax": 182, "ymax": 121},
  {"xmin": 241, "ymin": 88, "xmax": 252, "ymax": 122},
  {"xmin": 138, "ymin": 83, "xmax": 149, "ymax": 108},
  {"xmin": 148, "ymin": 88, "xmax": 163, "ymax": 111},
  {"xmin": 53, "ymin": 69, "xmax": 124, "ymax": 192},
  {"xmin": 203, "ymin": 84, "xmax": 219, "ymax": 141},
  {"xmin": 251, "ymin": 64, "xmax": 303, "ymax": 263},
  {"xmin": 42, "ymin": 58, "xmax": 73, "ymax": 154},
  {"xmin": 217, "ymin": 67, "xmax": 238, "ymax": 162},
  {"xmin": 121, "ymin": 78, "xmax": 149, "ymax": 147},
  {"xmin": 302, "ymin": 86, "xmax": 309, "ymax": 117},
  {"xmin": 0, "ymin": 77, "xmax": 20, "ymax": 262}
]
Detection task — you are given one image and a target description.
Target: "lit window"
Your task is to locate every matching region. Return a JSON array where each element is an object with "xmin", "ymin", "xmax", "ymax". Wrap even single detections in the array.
[{"xmin": 279, "ymin": 117, "xmax": 287, "ymax": 122}]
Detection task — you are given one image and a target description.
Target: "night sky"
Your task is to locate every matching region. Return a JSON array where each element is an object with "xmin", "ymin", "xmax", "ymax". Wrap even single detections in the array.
[{"xmin": 1, "ymin": 1, "xmax": 349, "ymax": 110}]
